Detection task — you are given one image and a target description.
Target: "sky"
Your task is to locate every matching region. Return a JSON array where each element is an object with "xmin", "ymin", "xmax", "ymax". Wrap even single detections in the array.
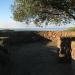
[
  {"xmin": 0, "ymin": 0, "xmax": 27, "ymax": 29},
  {"xmin": 0, "ymin": 0, "xmax": 12, "ymax": 21},
  {"xmin": 0, "ymin": 0, "xmax": 75, "ymax": 30}
]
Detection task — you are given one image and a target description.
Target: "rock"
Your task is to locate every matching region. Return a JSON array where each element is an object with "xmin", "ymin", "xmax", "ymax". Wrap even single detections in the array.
[{"xmin": 71, "ymin": 41, "xmax": 75, "ymax": 60}]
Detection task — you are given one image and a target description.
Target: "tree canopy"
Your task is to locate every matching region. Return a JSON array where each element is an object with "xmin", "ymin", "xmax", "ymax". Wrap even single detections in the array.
[{"xmin": 12, "ymin": 0, "xmax": 75, "ymax": 26}]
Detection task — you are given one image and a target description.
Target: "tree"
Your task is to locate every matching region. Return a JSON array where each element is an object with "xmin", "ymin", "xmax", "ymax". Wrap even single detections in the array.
[{"xmin": 12, "ymin": 0, "xmax": 75, "ymax": 26}]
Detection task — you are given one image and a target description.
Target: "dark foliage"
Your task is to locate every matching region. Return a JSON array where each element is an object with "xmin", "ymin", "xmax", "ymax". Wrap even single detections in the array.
[{"xmin": 12, "ymin": 0, "xmax": 75, "ymax": 26}]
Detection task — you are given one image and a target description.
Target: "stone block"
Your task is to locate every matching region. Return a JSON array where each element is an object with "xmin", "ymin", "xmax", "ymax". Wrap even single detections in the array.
[{"xmin": 71, "ymin": 41, "xmax": 75, "ymax": 60}]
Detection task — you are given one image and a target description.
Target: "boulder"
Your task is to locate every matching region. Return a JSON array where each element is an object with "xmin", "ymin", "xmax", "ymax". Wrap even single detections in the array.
[{"xmin": 71, "ymin": 41, "xmax": 75, "ymax": 60}]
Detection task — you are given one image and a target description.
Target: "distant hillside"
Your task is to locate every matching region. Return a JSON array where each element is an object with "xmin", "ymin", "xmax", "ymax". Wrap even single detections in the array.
[{"xmin": 65, "ymin": 27, "xmax": 75, "ymax": 31}]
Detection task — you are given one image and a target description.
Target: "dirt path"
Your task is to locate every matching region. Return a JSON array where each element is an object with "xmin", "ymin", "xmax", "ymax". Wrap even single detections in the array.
[{"xmin": 1, "ymin": 41, "xmax": 75, "ymax": 75}]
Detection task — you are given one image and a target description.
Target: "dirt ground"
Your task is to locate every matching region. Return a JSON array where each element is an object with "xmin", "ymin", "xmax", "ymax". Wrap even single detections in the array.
[{"xmin": 0, "ymin": 40, "xmax": 75, "ymax": 75}]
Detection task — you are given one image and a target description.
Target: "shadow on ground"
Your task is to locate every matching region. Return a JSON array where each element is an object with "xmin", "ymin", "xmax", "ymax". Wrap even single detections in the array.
[{"xmin": 1, "ymin": 41, "xmax": 75, "ymax": 75}]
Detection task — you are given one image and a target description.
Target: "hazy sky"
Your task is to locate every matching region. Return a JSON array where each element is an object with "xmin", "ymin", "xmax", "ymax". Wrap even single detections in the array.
[
  {"xmin": 0, "ymin": 0, "xmax": 26, "ymax": 29},
  {"xmin": 0, "ymin": 0, "xmax": 12, "ymax": 21},
  {"xmin": 0, "ymin": 0, "xmax": 75, "ymax": 30}
]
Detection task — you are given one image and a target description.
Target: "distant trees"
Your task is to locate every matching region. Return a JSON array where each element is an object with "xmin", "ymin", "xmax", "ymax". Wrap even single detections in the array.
[{"xmin": 12, "ymin": 0, "xmax": 75, "ymax": 26}]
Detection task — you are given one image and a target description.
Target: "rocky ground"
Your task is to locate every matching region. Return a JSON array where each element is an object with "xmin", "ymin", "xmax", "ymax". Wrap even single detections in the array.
[{"xmin": 0, "ymin": 40, "xmax": 75, "ymax": 75}]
